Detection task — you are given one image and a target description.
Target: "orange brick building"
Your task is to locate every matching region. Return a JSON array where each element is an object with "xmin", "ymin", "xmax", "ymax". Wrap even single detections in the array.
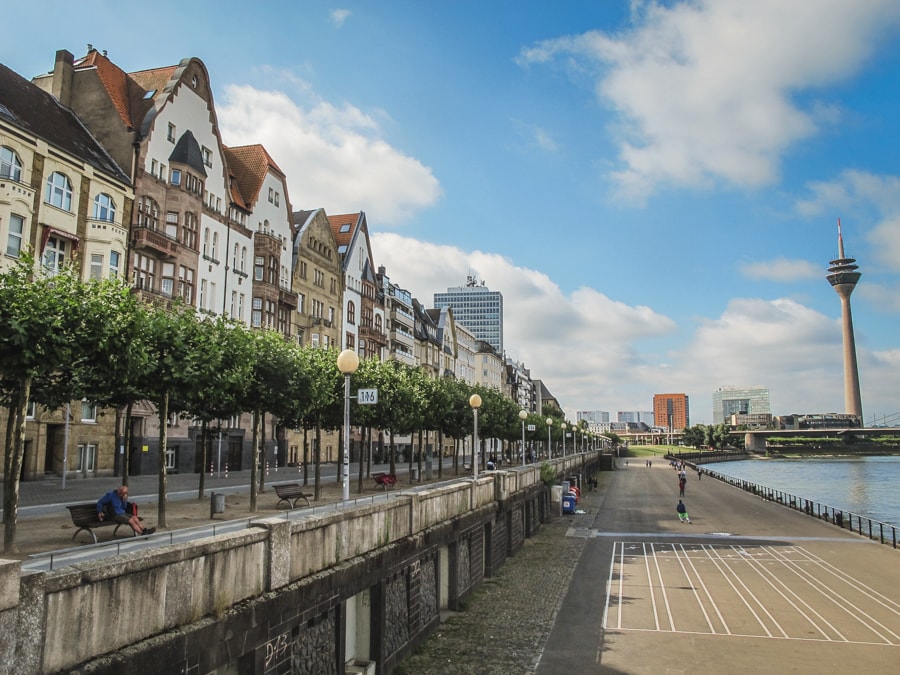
[{"xmin": 653, "ymin": 393, "xmax": 690, "ymax": 431}]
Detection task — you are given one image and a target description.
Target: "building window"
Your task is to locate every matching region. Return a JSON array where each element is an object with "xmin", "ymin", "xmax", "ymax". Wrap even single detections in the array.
[
  {"xmin": 26, "ymin": 400, "xmax": 36, "ymax": 419},
  {"xmin": 200, "ymin": 279, "xmax": 207, "ymax": 310},
  {"xmin": 211, "ymin": 232, "xmax": 218, "ymax": 260},
  {"xmin": 42, "ymin": 236, "xmax": 68, "ymax": 274},
  {"xmin": 233, "ymin": 244, "xmax": 239, "ymax": 270},
  {"xmin": 347, "ymin": 301, "xmax": 356, "ymax": 325},
  {"xmin": 133, "ymin": 254, "xmax": 156, "ymax": 290},
  {"xmin": 171, "ymin": 168, "xmax": 181, "ymax": 186},
  {"xmin": 161, "ymin": 262, "xmax": 175, "ymax": 297},
  {"xmin": 109, "ymin": 251, "xmax": 121, "ymax": 278},
  {"xmin": 138, "ymin": 196, "xmax": 160, "ymax": 229},
  {"xmin": 183, "ymin": 212, "xmax": 197, "ymax": 249},
  {"xmin": 179, "ymin": 266, "xmax": 194, "ymax": 303},
  {"xmin": 202, "ymin": 228, "xmax": 210, "ymax": 256},
  {"xmin": 0, "ymin": 146, "xmax": 23, "ymax": 181},
  {"xmin": 165, "ymin": 446, "xmax": 177, "ymax": 470},
  {"xmin": 346, "ymin": 333, "xmax": 355, "ymax": 350},
  {"xmin": 297, "ymin": 293, "xmax": 305, "ymax": 314},
  {"xmin": 238, "ymin": 293, "xmax": 245, "ymax": 319},
  {"xmin": 252, "ymin": 297, "xmax": 262, "ymax": 327},
  {"xmin": 268, "ymin": 187, "xmax": 274, "ymax": 203},
  {"xmin": 202, "ymin": 146, "xmax": 212, "ymax": 167},
  {"xmin": 93, "ymin": 193, "xmax": 116, "ymax": 222},
  {"xmin": 230, "ymin": 291, "xmax": 237, "ymax": 318},
  {"xmin": 45, "ymin": 171, "xmax": 73, "ymax": 211},
  {"xmin": 6, "ymin": 213, "xmax": 24, "ymax": 256},
  {"xmin": 311, "ymin": 333, "xmax": 320, "ymax": 348},
  {"xmin": 166, "ymin": 211, "xmax": 179, "ymax": 239},
  {"xmin": 90, "ymin": 254, "xmax": 103, "ymax": 280},
  {"xmin": 167, "ymin": 123, "xmax": 176, "ymax": 142},
  {"xmin": 76, "ymin": 444, "xmax": 96, "ymax": 473},
  {"xmin": 81, "ymin": 400, "xmax": 97, "ymax": 422},
  {"xmin": 274, "ymin": 192, "xmax": 280, "ymax": 206},
  {"xmin": 254, "ymin": 256, "xmax": 264, "ymax": 281}
]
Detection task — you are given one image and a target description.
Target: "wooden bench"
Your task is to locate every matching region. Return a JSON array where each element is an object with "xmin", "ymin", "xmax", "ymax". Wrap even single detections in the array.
[
  {"xmin": 372, "ymin": 472, "xmax": 398, "ymax": 490},
  {"xmin": 273, "ymin": 483, "xmax": 312, "ymax": 509},
  {"xmin": 66, "ymin": 503, "xmax": 138, "ymax": 544}
]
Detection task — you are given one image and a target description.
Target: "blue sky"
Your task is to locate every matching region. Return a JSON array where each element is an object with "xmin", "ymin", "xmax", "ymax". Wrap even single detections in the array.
[{"xmin": 7, "ymin": 1, "xmax": 900, "ymax": 425}]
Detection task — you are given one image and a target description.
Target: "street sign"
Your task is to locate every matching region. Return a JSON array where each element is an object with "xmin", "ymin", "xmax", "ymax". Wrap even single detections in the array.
[
  {"xmin": 527, "ymin": 424, "xmax": 536, "ymax": 431},
  {"xmin": 357, "ymin": 388, "xmax": 378, "ymax": 405}
]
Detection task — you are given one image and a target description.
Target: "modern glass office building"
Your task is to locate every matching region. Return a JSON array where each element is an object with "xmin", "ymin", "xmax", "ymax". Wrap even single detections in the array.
[
  {"xmin": 712, "ymin": 386, "xmax": 770, "ymax": 425},
  {"xmin": 434, "ymin": 277, "xmax": 503, "ymax": 354}
]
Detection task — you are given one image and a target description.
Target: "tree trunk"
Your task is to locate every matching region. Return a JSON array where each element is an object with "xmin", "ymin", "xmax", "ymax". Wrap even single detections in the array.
[
  {"xmin": 302, "ymin": 427, "xmax": 309, "ymax": 487},
  {"xmin": 257, "ymin": 412, "xmax": 267, "ymax": 495},
  {"xmin": 389, "ymin": 430, "xmax": 396, "ymax": 475},
  {"xmin": 198, "ymin": 420, "xmax": 208, "ymax": 500},
  {"xmin": 123, "ymin": 402, "xmax": 133, "ymax": 486},
  {"xmin": 2, "ymin": 376, "xmax": 31, "ymax": 553},
  {"xmin": 314, "ymin": 425, "xmax": 322, "ymax": 501},
  {"xmin": 250, "ymin": 410, "xmax": 260, "ymax": 512},
  {"xmin": 157, "ymin": 391, "xmax": 169, "ymax": 528}
]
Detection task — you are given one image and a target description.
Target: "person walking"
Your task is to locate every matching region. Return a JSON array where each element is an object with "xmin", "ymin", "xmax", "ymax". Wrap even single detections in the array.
[
  {"xmin": 676, "ymin": 500, "xmax": 691, "ymax": 523},
  {"xmin": 679, "ymin": 476, "xmax": 686, "ymax": 497}
]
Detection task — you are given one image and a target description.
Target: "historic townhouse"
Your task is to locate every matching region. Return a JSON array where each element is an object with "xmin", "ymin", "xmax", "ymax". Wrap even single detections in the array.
[
  {"xmin": 0, "ymin": 62, "xmax": 133, "ymax": 479},
  {"xmin": 328, "ymin": 212, "xmax": 385, "ymax": 360},
  {"xmin": 31, "ymin": 48, "xmax": 297, "ymax": 475},
  {"xmin": 376, "ymin": 266, "xmax": 417, "ymax": 368},
  {"xmin": 291, "ymin": 208, "xmax": 342, "ymax": 350},
  {"xmin": 224, "ymin": 144, "xmax": 296, "ymax": 333},
  {"xmin": 412, "ymin": 299, "xmax": 442, "ymax": 378}
]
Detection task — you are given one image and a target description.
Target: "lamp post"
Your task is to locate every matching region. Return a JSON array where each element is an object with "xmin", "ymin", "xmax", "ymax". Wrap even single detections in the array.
[
  {"xmin": 546, "ymin": 418, "xmax": 553, "ymax": 458},
  {"xmin": 519, "ymin": 410, "xmax": 527, "ymax": 465},
  {"xmin": 337, "ymin": 349, "xmax": 359, "ymax": 502},
  {"xmin": 469, "ymin": 394, "xmax": 482, "ymax": 478},
  {"xmin": 562, "ymin": 423, "xmax": 567, "ymax": 457}
]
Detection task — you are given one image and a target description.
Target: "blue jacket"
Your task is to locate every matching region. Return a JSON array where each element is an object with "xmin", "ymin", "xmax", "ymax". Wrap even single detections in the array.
[{"xmin": 97, "ymin": 490, "xmax": 128, "ymax": 518}]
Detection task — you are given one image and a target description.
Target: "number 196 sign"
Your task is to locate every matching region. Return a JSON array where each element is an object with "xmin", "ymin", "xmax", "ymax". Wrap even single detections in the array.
[{"xmin": 357, "ymin": 388, "xmax": 378, "ymax": 405}]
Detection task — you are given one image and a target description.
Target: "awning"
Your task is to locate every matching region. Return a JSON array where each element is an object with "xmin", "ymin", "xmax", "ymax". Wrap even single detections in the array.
[{"xmin": 40, "ymin": 225, "xmax": 80, "ymax": 252}]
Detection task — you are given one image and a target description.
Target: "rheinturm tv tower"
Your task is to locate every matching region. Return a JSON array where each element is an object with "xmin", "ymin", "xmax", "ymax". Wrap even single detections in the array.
[{"xmin": 826, "ymin": 220, "xmax": 863, "ymax": 421}]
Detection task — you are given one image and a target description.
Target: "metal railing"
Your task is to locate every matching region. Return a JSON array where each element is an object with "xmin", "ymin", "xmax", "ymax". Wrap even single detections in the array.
[{"xmin": 703, "ymin": 468, "xmax": 898, "ymax": 549}]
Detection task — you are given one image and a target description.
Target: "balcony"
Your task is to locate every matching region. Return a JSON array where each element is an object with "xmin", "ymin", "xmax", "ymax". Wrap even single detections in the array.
[
  {"xmin": 132, "ymin": 226, "xmax": 179, "ymax": 258},
  {"xmin": 278, "ymin": 288, "xmax": 298, "ymax": 309},
  {"xmin": 390, "ymin": 327, "xmax": 414, "ymax": 349},
  {"xmin": 391, "ymin": 348, "xmax": 417, "ymax": 367},
  {"xmin": 359, "ymin": 325, "xmax": 384, "ymax": 343},
  {"xmin": 0, "ymin": 178, "xmax": 35, "ymax": 205}
]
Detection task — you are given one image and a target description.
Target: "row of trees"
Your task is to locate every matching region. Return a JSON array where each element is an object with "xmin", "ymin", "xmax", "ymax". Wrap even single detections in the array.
[
  {"xmin": 680, "ymin": 423, "xmax": 737, "ymax": 450},
  {"xmin": 1, "ymin": 257, "xmax": 591, "ymax": 553}
]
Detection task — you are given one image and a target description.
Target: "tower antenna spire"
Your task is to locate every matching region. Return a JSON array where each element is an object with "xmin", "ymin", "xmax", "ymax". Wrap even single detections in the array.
[{"xmin": 838, "ymin": 218, "xmax": 845, "ymax": 259}]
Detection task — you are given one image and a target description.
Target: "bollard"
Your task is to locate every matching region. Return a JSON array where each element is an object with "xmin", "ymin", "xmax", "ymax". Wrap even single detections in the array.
[{"xmin": 210, "ymin": 492, "xmax": 225, "ymax": 518}]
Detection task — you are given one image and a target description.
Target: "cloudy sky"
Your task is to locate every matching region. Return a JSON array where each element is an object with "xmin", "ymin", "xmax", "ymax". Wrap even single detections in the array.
[{"xmin": 8, "ymin": 0, "xmax": 900, "ymax": 424}]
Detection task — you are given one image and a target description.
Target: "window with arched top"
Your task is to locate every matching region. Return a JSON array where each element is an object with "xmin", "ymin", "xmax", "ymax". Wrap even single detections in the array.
[
  {"xmin": 0, "ymin": 146, "xmax": 22, "ymax": 181},
  {"xmin": 93, "ymin": 193, "xmax": 116, "ymax": 222},
  {"xmin": 45, "ymin": 171, "xmax": 73, "ymax": 211},
  {"xmin": 347, "ymin": 301, "xmax": 356, "ymax": 325},
  {"xmin": 202, "ymin": 228, "xmax": 210, "ymax": 256}
]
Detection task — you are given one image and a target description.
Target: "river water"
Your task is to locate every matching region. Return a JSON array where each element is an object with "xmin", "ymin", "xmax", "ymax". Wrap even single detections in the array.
[{"xmin": 705, "ymin": 455, "xmax": 900, "ymax": 527}]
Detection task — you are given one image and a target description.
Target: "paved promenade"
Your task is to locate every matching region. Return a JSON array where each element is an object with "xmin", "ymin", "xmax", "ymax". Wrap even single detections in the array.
[{"xmin": 398, "ymin": 459, "xmax": 900, "ymax": 674}]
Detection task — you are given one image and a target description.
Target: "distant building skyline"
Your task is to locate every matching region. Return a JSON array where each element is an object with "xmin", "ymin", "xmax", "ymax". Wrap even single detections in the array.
[
  {"xmin": 712, "ymin": 386, "xmax": 770, "ymax": 425},
  {"xmin": 434, "ymin": 275, "xmax": 503, "ymax": 354}
]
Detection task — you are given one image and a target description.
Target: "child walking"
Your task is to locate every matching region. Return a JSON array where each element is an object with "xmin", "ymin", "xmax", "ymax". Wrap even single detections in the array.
[{"xmin": 676, "ymin": 499, "xmax": 691, "ymax": 523}]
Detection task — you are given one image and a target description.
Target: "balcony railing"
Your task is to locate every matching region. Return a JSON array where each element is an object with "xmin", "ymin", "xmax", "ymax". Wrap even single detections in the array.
[{"xmin": 132, "ymin": 225, "xmax": 179, "ymax": 258}]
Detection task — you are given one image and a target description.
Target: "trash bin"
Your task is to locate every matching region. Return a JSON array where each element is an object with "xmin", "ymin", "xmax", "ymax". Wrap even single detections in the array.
[
  {"xmin": 210, "ymin": 492, "xmax": 225, "ymax": 518},
  {"xmin": 411, "ymin": 467, "xmax": 419, "ymax": 481},
  {"xmin": 562, "ymin": 493, "xmax": 576, "ymax": 514}
]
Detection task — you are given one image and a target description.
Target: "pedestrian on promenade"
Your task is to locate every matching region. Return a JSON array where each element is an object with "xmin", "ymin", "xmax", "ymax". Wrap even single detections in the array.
[
  {"xmin": 97, "ymin": 485, "xmax": 155, "ymax": 536},
  {"xmin": 679, "ymin": 476, "xmax": 686, "ymax": 497},
  {"xmin": 676, "ymin": 500, "xmax": 691, "ymax": 523}
]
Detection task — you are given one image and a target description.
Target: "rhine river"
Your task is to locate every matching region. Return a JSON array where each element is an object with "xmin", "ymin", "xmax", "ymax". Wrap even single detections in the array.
[{"xmin": 705, "ymin": 455, "xmax": 900, "ymax": 527}]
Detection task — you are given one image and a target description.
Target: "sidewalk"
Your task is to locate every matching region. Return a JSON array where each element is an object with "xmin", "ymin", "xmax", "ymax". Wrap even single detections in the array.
[{"xmin": 1, "ymin": 462, "xmax": 465, "ymax": 560}]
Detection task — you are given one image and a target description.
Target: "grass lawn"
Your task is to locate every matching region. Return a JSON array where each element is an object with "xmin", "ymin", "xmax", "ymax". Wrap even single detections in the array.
[{"xmin": 624, "ymin": 445, "xmax": 681, "ymax": 457}]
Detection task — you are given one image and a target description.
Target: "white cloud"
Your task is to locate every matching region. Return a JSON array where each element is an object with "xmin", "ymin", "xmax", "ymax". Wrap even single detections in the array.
[
  {"xmin": 511, "ymin": 119, "xmax": 560, "ymax": 152},
  {"xmin": 372, "ymin": 233, "xmax": 899, "ymax": 423},
  {"xmin": 739, "ymin": 257, "xmax": 820, "ymax": 282},
  {"xmin": 217, "ymin": 83, "xmax": 442, "ymax": 224},
  {"xmin": 519, "ymin": 0, "xmax": 900, "ymax": 201},
  {"xmin": 331, "ymin": 9, "xmax": 351, "ymax": 27},
  {"xmin": 794, "ymin": 170, "xmax": 900, "ymax": 272}
]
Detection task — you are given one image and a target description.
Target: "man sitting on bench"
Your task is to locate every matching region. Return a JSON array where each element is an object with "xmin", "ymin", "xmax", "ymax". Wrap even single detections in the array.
[{"xmin": 97, "ymin": 485, "xmax": 155, "ymax": 536}]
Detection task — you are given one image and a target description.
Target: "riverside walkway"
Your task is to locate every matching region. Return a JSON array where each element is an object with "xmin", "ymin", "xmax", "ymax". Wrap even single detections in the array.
[{"xmin": 399, "ymin": 459, "xmax": 900, "ymax": 674}]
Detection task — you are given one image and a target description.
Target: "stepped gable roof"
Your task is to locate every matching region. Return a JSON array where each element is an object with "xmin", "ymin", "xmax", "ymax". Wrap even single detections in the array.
[
  {"xmin": 0, "ymin": 63, "xmax": 129, "ymax": 183},
  {"xmin": 170, "ymin": 130, "xmax": 207, "ymax": 176}
]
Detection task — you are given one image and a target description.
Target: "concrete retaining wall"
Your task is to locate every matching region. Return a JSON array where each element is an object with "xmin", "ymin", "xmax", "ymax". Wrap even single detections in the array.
[{"xmin": 1, "ymin": 454, "xmax": 604, "ymax": 674}]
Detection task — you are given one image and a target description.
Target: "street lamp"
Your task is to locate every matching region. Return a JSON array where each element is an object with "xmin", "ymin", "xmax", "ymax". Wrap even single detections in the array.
[
  {"xmin": 469, "ymin": 394, "xmax": 482, "ymax": 479},
  {"xmin": 562, "ymin": 423, "xmax": 567, "ymax": 457},
  {"xmin": 519, "ymin": 410, "xmax": 527, "ymax": 466},
  {"xmin": 337, "ymin": 349, "xmax": 359, "ymax": 502},
  {"xmin": 546, "ymin": 418, "xmax": 553, "ymax": 458}
]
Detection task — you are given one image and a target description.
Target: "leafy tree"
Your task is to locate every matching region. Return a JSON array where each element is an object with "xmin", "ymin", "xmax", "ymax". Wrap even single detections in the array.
[
  {"xmin": 294, "ymin": 346, "xmax": 342, "ymax": 501},
  {"xmin": 1, "ymin": 258, "xmax": 141, "ymax": 551}
]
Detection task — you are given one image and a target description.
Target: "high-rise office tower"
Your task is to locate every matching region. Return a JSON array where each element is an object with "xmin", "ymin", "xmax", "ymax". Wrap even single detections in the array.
[
  {"xmin": 712, "ymin": 386, "xmax": 770, "ymax": 425},
  {"xmin": 434, "ymin": 276, "xmax": 503, "ymax": 354},
  {"xmin": 653, "ymin": 394, "xmax": 690, "ymax": 431},
  {"xmin": 826, "ymin": 221, "xmax": 863, "ymax": 420}
]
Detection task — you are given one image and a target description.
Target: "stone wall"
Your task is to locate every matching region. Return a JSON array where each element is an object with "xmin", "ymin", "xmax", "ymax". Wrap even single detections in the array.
[{"xmin": 0, "ymin": 454, "xmax": 604, "ymax": 674}]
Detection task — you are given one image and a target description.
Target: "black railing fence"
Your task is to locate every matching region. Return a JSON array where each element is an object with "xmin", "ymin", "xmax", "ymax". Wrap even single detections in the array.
[{"xmin": 699, "ymin": 467, "xmax": 898, "ymax": 549}]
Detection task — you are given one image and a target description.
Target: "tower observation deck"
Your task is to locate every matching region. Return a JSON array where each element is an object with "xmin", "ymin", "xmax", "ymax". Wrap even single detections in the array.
[{"xmin": 826, "ymin": 220, "xmax": 863, "ymax": 420}]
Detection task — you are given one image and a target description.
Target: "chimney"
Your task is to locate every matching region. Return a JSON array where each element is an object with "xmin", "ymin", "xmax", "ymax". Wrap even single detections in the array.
[{"xmin": 52, "ymin": 49, "xmax": 75, "ymax": 106}]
